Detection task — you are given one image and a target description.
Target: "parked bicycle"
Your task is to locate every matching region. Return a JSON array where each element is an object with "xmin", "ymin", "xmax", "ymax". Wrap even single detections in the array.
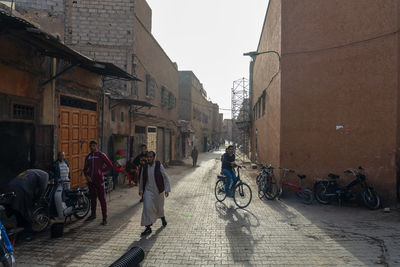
[
  {"xmin": 314, "ymin": 167, "xmax": 380, "ymax": 210},
  {"xmin": 215, "ymin": 165, "xmax": 252, "ymax": 208},
  {"xmin": 278, "ymin": 168, "xmax": 313, "ymax": 204},
  {"xmin": 256, "ymin": 164, "xmax": 278, "ymax": 200},
  {"xmin": 0, "ymin": 193, "xmax": 16, "ymax": 267}
]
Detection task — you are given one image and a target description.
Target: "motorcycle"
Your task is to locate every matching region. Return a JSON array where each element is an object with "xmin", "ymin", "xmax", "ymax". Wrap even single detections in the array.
[
  {"xmin": 32, "ymin": 180, "xmax": 90, "ymax": 232},
  {"xmin": 314, "ymin": 166, "xmax": 381, "ymax": 210}
]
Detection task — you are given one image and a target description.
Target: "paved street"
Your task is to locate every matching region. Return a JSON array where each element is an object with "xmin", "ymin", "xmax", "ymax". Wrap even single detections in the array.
[{"xmin": 15, "ymin": 151, "xmax": 400, "ymax": 266}]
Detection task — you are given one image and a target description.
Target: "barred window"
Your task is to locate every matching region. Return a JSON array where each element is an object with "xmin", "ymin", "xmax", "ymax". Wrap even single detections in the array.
[
  {"xmin": 168, "ymin": 92, "xmax": 176, "ymax": 110},
  {"xmin": 161, "ymin": 86, "xmax": 169, "ymax": 106},
  {"xmin": 146, "ymin": 74, "xmax": 156, "ymax": 99},
  {"xmin": 13, "ymin": 104, "xmax": 34, "ymax": 120}
]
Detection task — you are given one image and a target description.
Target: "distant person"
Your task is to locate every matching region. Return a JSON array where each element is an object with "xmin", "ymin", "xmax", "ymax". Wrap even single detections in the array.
[
  {"xmin": 126, "ymin": 157, "xmax": 138, "ymax": 186},
  {"xmin": 51, "ymin": 151, "xmax": 70, "ymax": 189},
  {"xmin": 83, "ymin": 140, "xmax": 113, "ymax": 226},
  {"xmin": 6, "ymin": 169, "xmax": 49, "ymax": 241},
  {"xmin": 139, "ymin": 151, "xmax": 171, "ymax": 236},
  {"xmin": 134, "ymin": 144, "xmax": 148, "ymax": 202},
  {"xmin": 191, "ymin": 146, "xmax": 198, "ymax": 167},
  {"xmin": 221, "ymin": 145, "xmax": 237, "ymax": 197}
]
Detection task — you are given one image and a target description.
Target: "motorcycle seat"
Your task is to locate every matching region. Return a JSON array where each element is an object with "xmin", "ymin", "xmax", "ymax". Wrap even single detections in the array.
[
  {"xmin": 64, "ymin": 189, "xmax": 80, "ymax": 196},
  {"xmin": 297, "ymin": 175, "xmax": 306, "ymax": 179},
  {"xmin": 328, "ymin": 173, "xmax": 340, "ymax": 179}
]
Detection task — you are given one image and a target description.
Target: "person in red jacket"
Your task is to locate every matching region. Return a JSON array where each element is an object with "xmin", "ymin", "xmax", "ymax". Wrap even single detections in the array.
[{"xmin": 83, "ymin": 140, "xmax": 113, "ymax": 225}]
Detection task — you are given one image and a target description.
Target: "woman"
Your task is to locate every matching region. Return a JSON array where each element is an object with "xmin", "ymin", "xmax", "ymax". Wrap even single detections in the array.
[{"xmin": 52, "ymin": 151, "xmax": 70, "ymax": 189}]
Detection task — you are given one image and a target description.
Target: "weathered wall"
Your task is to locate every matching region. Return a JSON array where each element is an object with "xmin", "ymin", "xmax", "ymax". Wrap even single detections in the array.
[
  {"xmin": 178, "ymin": 71, "xmax": 193, "ymax": 121},
  {"xmin": 134, "ymin": 0, "xmax": 151, "ymax": 32},
  {"xmin": 251, "ymin": 0, "xmax": 281, "ymax": 166},
  {"xmin": 278, "ymin": 0, "xmax": 399, "ymax": 202}
]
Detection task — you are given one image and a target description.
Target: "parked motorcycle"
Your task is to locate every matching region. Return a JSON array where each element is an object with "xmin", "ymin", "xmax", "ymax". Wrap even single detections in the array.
[
  {"xmin": 314, "ymin": 167, "xmax": 381, "ymax": 210},
  {"xmin": 32, "ymin": 180, "xmax": 90, "ymax": 232}
]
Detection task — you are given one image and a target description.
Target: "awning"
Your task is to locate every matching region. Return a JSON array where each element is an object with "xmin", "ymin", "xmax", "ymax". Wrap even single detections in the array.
[
  {"xmin": 110, "ymin": 97, "xmax": 155, "ymax": 109},
  {"xmin": 0, "ymin": 10, "xmax": 140, "ymax": 81}
]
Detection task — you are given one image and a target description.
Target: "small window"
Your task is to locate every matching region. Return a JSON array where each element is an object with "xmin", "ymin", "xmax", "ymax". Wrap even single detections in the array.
[
  {"xmin": 111, "ymin": 110, "xmax": 115, "ymax": 122},
  {"xmin": 135, "ymin": 126, "xmax": 146, "ymax": 134},
  {"xmin": 121, "ymin": 111, "xmax": 124, "ymax": 122},
  {"xmin": 148, "ymin": 127, "xmax": 157, "ymax": 133},
  {"xmin": 258, "ymin": 100, "xmax": 261, "ymax": 118},
  {"xmin": 262, "ymin": 92, "xmax": 266, "ymax": 116}
]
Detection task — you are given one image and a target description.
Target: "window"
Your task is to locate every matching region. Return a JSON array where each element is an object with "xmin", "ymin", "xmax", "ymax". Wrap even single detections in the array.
[
  {"xmin": 148, "ymin": 127, "xmax": 157, "ymax": 133},
  {"xmin": 161, "ymin": 86, "xmax": 168, "ymax": 106},
  {"xmin": 168, "ymin": 92, "xmax": 176, "ymax": 110},
  {"xmin": 262, "ymin": 92, "xmax": 266, "ymax": 116},
  {"xmin": 121, "ymin": 111, "xmax": 124, "ymax": 122},
  {"xmin": 111, "ymin": 110, "xmax": 115, "ymax": 122},
  {"xmin": 145, "ymin": 74, "xmax": 156, "ymax": 99},
  {"xmin": 258, "ymin": 100, "xmax": 261, "ymax": 118},
  {"xmin": 13, "ymin": 104, "xmax": 34, "ymax": 120},
  {"xmin": 135, "ymin": 126, "xmax": 146, "ymax": 134},
  {"xmin": 253, "ymin": 107, "xmax": 256, "ymax": 121},
  {"xmin": 60, "ymin": 95, "xmax": 97, "ymax": 111}
]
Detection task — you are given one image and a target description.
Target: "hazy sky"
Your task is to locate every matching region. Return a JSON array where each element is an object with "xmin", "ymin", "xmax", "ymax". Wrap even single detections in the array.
[{"xmin": 146, "ymin": 0, "xmax": 269, "ymax": 119}]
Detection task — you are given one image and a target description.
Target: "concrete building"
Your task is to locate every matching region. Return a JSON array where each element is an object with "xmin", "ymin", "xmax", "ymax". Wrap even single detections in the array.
[
  {"xmin": 178, "ymin": 71, "xmax": 221, "ymax": 153},
  {"xmin": 132, "ymin": 0, "xmax": 180, "ymax": 164},
  {"xmin": 14, "ymin": 0, "xmax": 181, "ymax": 166},
  {"xmin": 0, "ymin": 8, "xmax": 135, "ymax": 188},
  {"xmin": 251, "ymin": 0, "xmax": 400, "ymax": 203}
]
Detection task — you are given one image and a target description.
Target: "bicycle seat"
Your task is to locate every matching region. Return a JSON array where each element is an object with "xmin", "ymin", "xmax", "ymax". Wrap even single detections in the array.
[
  {"xmin": 328, "ymin": 173, "xmax": 340, "ymax": 179},
  {"xmin": 217, "ymin": 175, "xmax": 226, "ymax": 180},
  {"xmin": 297, "ymin": 175, "xmax": 306, "ymax": 179}
]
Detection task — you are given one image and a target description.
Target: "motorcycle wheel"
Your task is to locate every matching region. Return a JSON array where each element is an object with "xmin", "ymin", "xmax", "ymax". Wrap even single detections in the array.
[
  {"xmin": 361, "ymin": 187, "xmax": 381, "ymax": 210},
  {"xmin": 314, "ymin": 183, "xmax": 330, "ymax": 204},
  {"xmin": 73, "ymin": 194, "xmax": 90, "ymax": 219},
  {"xmin": 32, "ymin": 207, "xmax": 50, "ymax": 233}
]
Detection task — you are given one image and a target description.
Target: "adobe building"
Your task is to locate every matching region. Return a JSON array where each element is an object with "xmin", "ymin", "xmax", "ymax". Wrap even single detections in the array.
[
  {"xmin": 0, "ymin": 8, "xmax": 135, "ymax": 188},
  {"xmin": 178, "ymin": 71, "xmax": 216, "ymax": 153},
  {"xmin": 251, "ymin": 0, "xmax": 400, "ymax": 203}
]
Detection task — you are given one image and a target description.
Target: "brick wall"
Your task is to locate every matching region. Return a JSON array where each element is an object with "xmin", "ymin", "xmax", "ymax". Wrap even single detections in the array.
[{"xmin": 16, "ymin": 0, "xmax": 64, "ymax": 13}]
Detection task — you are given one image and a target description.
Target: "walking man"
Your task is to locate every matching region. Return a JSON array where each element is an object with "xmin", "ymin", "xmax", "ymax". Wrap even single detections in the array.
[
  {"xmin": 191, "ymin": 146, "xmax": 198, "ymax": 167},
  {"xmin": 221, "ymin": 145, "xmax": 237, "ymax": 197},
  {"xmin": 83, "ymin": 140, "xmax": 113, "ymax": 225},
  {"xmin": 139, "ymin": 151, "xmax": 171, "ymax": 236}
]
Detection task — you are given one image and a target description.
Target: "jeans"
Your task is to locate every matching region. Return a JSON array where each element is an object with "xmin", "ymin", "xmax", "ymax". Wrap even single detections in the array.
[{"xmin": 222, "ymin": 168, "xmax": 237, "ymax": 195}]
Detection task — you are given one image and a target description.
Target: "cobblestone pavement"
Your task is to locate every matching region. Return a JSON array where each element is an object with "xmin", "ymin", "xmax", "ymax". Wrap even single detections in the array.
[{"xmin": 15, "ymin": 151, "xmax": 400, "ymax": 266}]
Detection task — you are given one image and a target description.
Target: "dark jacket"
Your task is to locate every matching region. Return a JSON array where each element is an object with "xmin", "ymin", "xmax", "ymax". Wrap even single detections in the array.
[
  {"xmin": 191, "ymin": 149, "xmax": 198, "ymax": 159},
  {"xmin": 134, "ymin": 152, "xmax": 148, "ymax": 176},
  {"xmin": 51, "ymin": 159, "xmax": 70, "ymax": 181},
  {"xmin": 7, "ymin": 169, "xmax": 49, "ymax": 222},
  {"xmin": 141, "ymin": 160, "xmax": 165, "ymax": 194},
  {"xmin": 222, "ymin": 153, "xmax": 235, "ymax": 170}
]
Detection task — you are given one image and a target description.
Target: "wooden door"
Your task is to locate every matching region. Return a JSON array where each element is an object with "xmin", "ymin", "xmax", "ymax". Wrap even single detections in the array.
[{"xmin": 59, "ymin": 106, "xmax": 97, "ymax": 188}]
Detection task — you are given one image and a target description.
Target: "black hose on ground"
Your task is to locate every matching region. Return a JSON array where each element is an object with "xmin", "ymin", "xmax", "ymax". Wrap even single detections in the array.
[{"xmin": 109, "ymin": 246, "xmax": 145, "ymax": 267}]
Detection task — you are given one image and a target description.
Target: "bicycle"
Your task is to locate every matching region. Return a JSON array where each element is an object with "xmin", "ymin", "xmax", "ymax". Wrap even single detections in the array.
[
  {"xmin": 215, "ymin": 165, "xmax": 253, "ymax": 208},
  {"xmin": 0, "ymin": 193, "xmax": 16, "ymax": 267},
  {"xmin": 256, "ymin": 164, "xmax": 278, "ymax": 200},
  {"xmin": 278, "ymin": 168, "xmax": 313, "ymax": 204}
]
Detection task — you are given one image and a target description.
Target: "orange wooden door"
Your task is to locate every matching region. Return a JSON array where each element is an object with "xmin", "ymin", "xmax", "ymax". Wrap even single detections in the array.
[{"xmin": 59, "ymin": 106, "xmax": 97, "ymax": 188}]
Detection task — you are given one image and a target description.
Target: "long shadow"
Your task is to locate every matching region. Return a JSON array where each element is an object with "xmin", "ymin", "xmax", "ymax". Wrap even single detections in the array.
[
  {"xmin": 215, "ymin": 201, "xmax": 261, "ymax": 266},
  {"xmin": 259, "ymin": 193, "xmax": 400, "ymax": 266}
]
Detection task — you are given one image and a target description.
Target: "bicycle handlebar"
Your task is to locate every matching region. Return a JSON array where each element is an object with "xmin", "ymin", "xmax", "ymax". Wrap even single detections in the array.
[{"xmin": 279, "ymin": 167, "xmax": 295, "ymax": 173}]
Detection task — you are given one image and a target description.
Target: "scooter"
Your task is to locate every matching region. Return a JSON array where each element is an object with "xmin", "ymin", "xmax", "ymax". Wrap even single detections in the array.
[
  {"xmin": 32, "ymin": 180, "xmax": 90, "ymax": 232},
  {"xmin": 314, "ymin": 166, "xmax": 381, "ymax": 210}
]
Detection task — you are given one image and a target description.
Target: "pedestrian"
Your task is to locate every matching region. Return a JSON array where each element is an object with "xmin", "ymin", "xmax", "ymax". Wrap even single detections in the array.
[
  {"xmin": 125, "ymin": 157, "xmax": 137, "ymax": 186},
  {"xmin": 83, "ymin": 140, "xmax": 113, "ymax": 225},
  {"xmin": 221, "ymin": 145, "xmax": 237, "ymax": 197},
  {"xmin": 6, "ymin": 169, "xmax": 49, "ymax": 241},
  {"xmin": 134, "ymin": 144, "xmax": 148, "ymax": 202},
  {"xmin": 51, "ymin": 151, "xmax": 70, "ymax": 189},
  {"xmin": 191, "ymin": 146, "xmax": 198, "ymax": 167},
  {"xmin": 139, "ymin": 151, "xmax": 171, "ymax": 237}
]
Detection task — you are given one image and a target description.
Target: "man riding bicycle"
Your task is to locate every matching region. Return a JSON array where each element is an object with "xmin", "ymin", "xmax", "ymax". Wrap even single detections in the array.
[{"xmin": 221, "ymin": 145, "xmax": 237, "ymax": 197}]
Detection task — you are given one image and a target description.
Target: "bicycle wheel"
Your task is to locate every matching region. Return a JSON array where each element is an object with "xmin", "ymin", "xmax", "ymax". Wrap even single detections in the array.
[
  {"xmin": 314, "ymin": 183, "xmax": 330, "ymax": 204},
  {"xmin": 264, "ymin": 181, "xmax": 279, "ymax": 200},
  {"xmin": 296, "ymin": 188, "xmax": 313, "ymax": 205},
  {"xmin": 256, "ymin": 173, "xmax": 263, "ymax": 186},
  {"xmin": 215, "ymin": 180, "xmax": 227, "ymax": 202},
  {"xmin": 233, "ymin": 183, "xmax": 252, "ymax": 208},
  {"xmin": 361, "ymin": 187, "xmax": 380, "ymax": 210},
  {"xmin": 257, "ymin": 178, "xmax": 266, "ymax": 199}
]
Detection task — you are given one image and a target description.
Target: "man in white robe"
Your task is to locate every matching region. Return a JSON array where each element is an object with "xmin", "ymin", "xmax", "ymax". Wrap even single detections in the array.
[{"xmin": 139, "ymin": 151, "xmax": 171, "ymax": 236}]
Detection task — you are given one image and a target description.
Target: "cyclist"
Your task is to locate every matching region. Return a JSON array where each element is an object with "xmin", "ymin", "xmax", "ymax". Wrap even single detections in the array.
[{"xmin": 221, "ymin": 145, "xmax": 237, "ymax": 197}]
